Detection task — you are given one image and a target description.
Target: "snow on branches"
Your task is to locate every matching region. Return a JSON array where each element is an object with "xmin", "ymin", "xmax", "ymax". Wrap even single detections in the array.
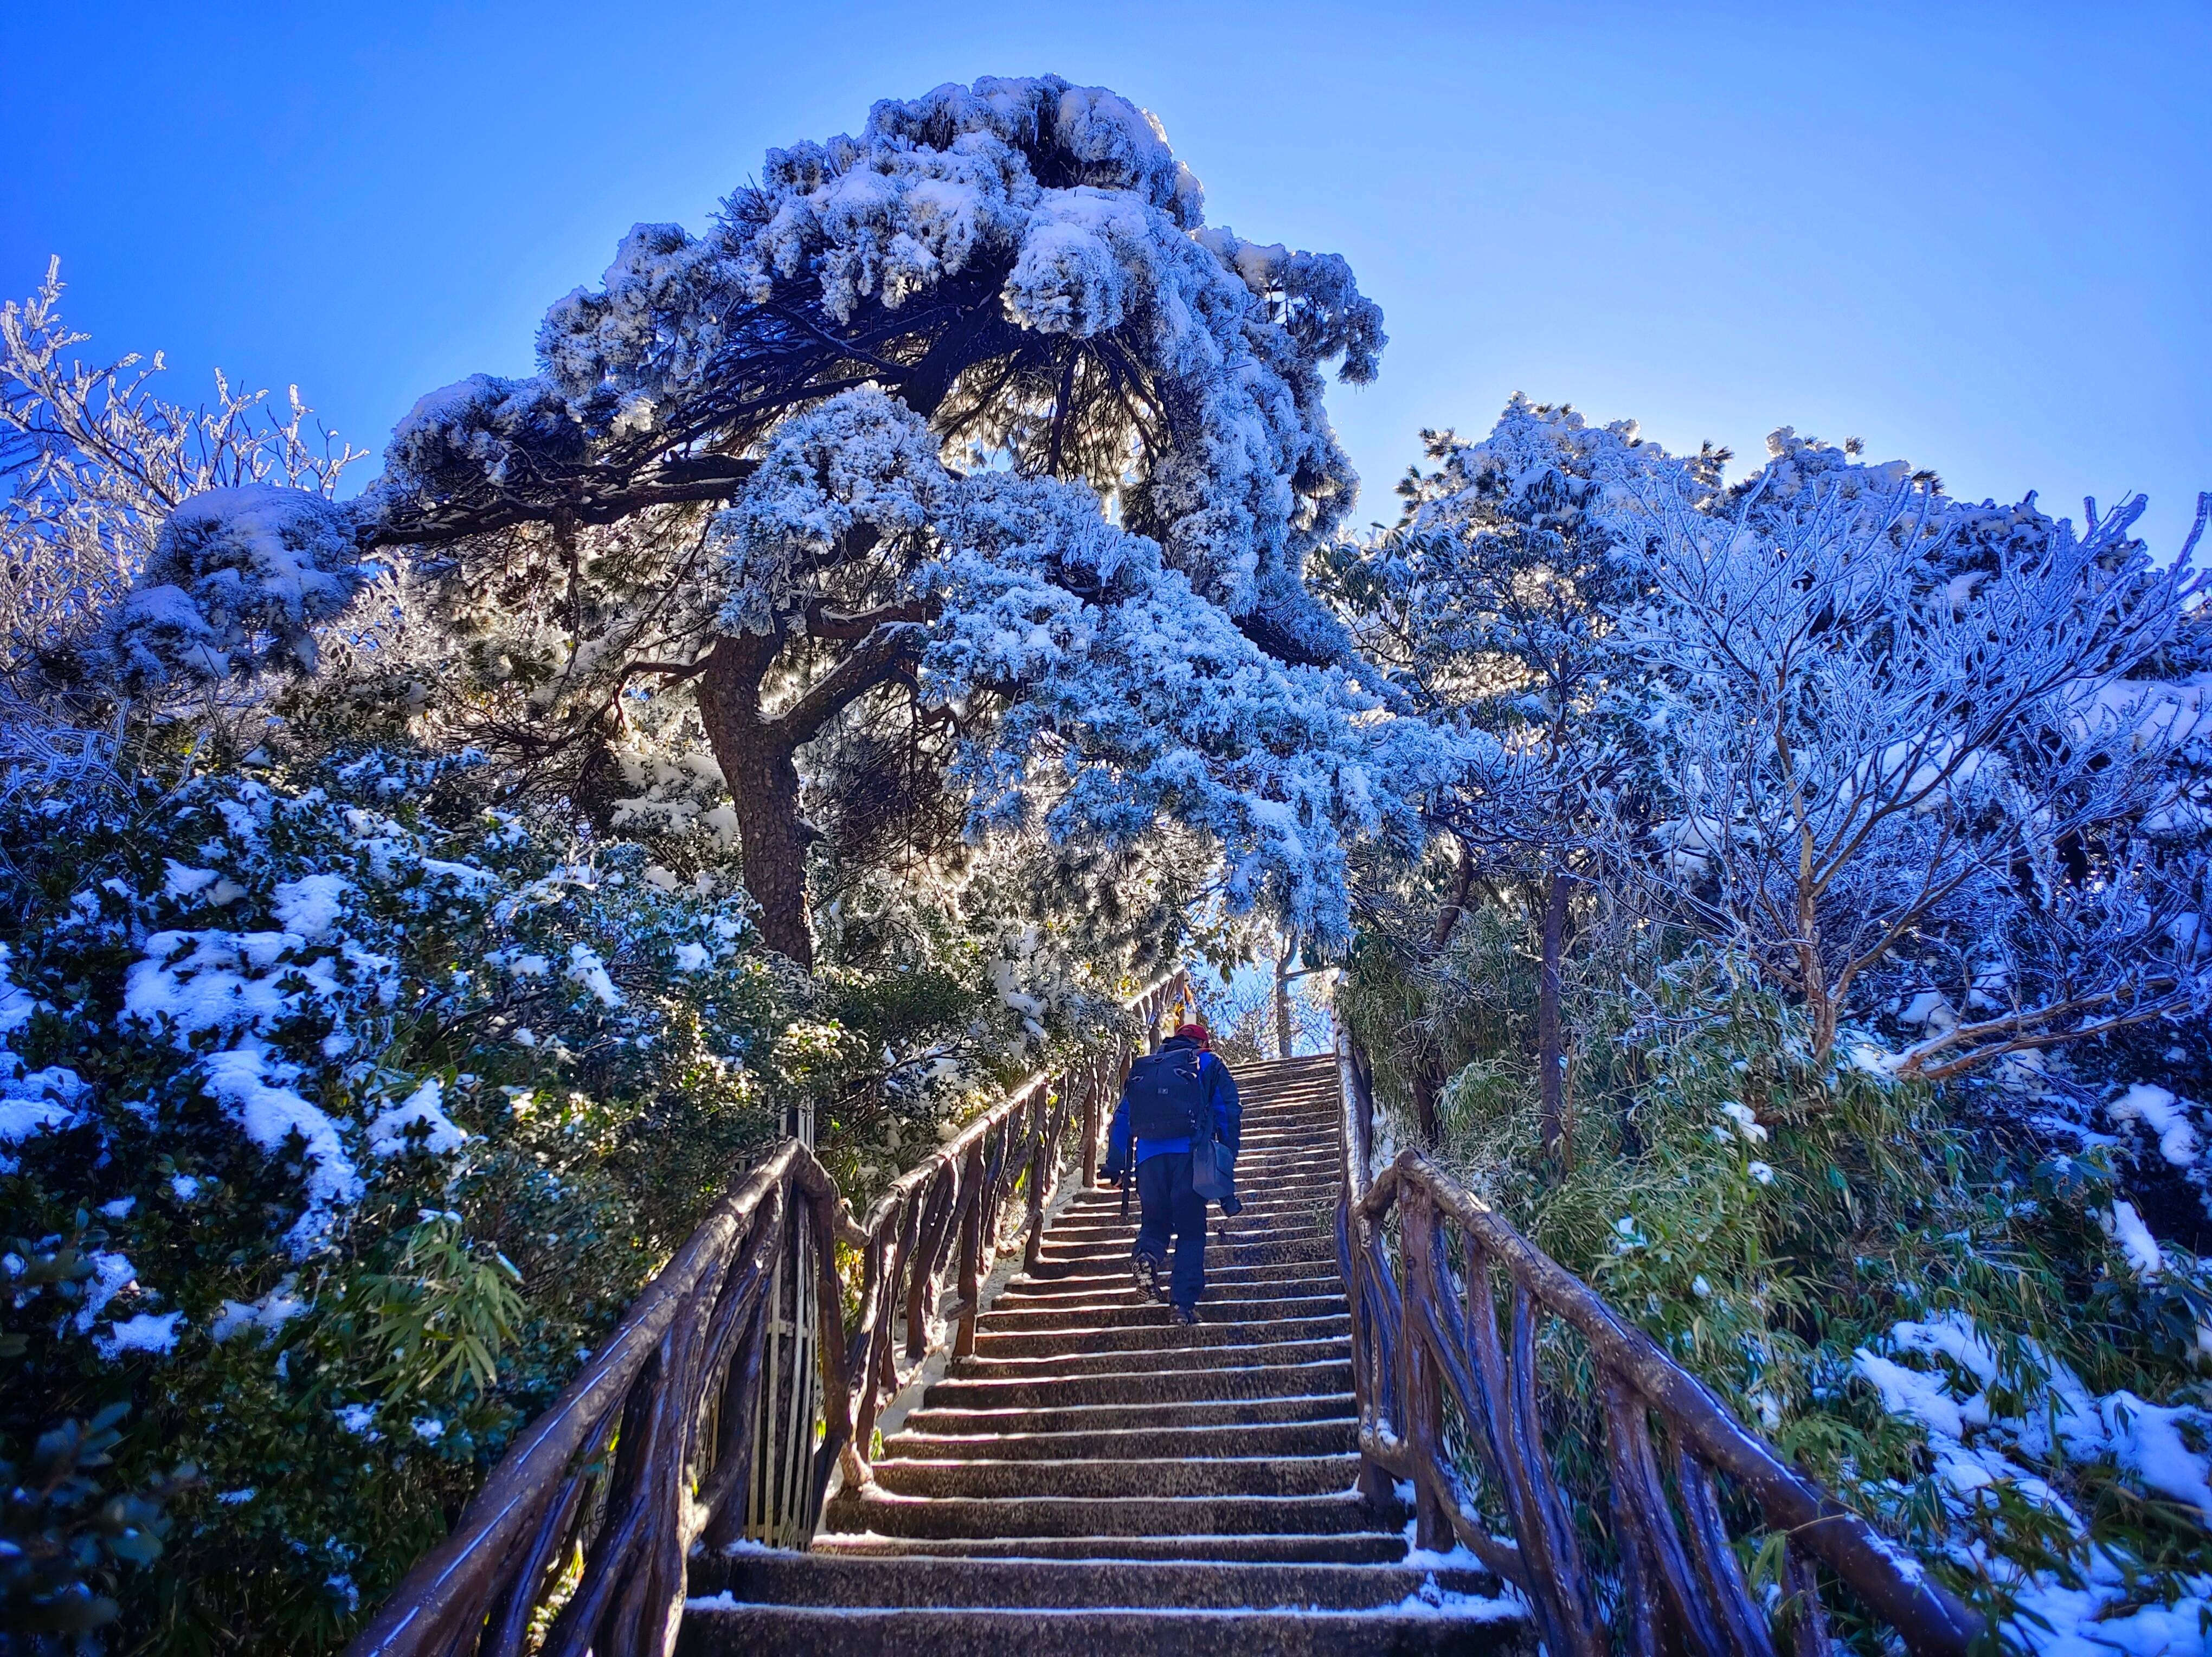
[
  {"xmin": 391, "ymin": 73, "xmax": 1375, "ymax": 653},
  {"xmin": 112, "ymin": 485, "xmax": 365, "ymax": 683},
  {"xmin": 712, "ymin": 388, "xmax": 1481, "ymax": 947},
  {"xmin": 108, "ymin": 76, "xmax": 1414, "ymax": 964},
  {"xmin": 1609, "ymin": 436, "xmax": 2211, "ymax": 1069}
]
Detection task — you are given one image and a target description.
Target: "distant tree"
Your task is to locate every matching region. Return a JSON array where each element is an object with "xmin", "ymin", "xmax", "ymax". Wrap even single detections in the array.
[{"xmin": 1324, "ymin": 397, "xmax": 1713, "ymax": 1144}]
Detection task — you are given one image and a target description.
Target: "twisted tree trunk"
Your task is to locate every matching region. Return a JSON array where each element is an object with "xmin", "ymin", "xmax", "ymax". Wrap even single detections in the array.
[
  {"xmin": 698, "ymin": 633, "xmax": 816, "ymax": 968},
  {"xmin": 695, "ymin": 616, "xmax": 927, "ymax": 971}
]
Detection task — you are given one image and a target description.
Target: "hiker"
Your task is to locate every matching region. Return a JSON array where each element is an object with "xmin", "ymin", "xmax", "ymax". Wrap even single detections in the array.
[{"xmin": 1103, "ymin": 1020, "xmax": 1242, "ymax": 1325}]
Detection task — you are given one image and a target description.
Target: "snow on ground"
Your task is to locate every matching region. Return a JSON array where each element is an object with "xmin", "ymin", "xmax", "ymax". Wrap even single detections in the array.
[{"xmin": 1854, "ymin": 1310, "xmax": 2212, "ymax": 1654}]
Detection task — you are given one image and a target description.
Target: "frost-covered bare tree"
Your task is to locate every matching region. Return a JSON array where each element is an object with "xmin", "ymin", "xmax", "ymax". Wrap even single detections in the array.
[
  {"xmin": 109, "ymin": 78, "xmax": 1484, "ymax": 968},
  {"xmin": 1611, "ymin": 438, "xmax": 2210, "ymax": 1074},
  {"xmin": 0, "ymin": 259, "xmax": 362, "ymax": 690}
]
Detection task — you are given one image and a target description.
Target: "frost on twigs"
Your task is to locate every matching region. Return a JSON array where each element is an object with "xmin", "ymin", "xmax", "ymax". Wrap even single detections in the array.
[{"xmin": 111, "ymin": 484, "xmax": 367, "ymax": 685}]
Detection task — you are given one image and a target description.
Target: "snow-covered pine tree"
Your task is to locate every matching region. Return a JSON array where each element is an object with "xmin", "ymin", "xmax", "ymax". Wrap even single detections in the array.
[{"xmin": 109, "ymin": 76, "xmax": 1481, "ymax": 967}]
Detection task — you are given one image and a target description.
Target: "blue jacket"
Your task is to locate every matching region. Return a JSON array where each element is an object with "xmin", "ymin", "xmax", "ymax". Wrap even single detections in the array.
[{"xmin": 1105, "ymin": 1036, "xmax": 1242, "ymax": 1174}]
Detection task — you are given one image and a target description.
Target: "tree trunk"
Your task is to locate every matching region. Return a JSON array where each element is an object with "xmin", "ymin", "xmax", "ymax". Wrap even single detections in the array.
[
  {"xmin": 698, "ymin": 634, "xmax": 816, "ymax": 969},
  {"xmin": 1538, "ymin": 867, "xmax": 1570, "ymax": 1165},
  {"xmin": 1274, "ymin": 942, "xmax": 1295, "ymax": 1060},
  {"xmin": 1411, "ymin": 1053, "xmax": 1444, "ymax": 1148}
]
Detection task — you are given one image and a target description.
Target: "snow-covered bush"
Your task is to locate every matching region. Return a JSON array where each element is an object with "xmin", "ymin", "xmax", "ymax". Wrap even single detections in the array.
[
  {"xmin": 1347, "ymin": 925, "xmax": 2212, "ymax": 1652},
  {"xmin": 0, "ymin": 741, "xmax": 811, "ymax": 1644}
]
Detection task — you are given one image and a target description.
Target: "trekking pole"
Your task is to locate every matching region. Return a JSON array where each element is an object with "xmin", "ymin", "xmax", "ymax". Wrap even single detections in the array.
[{"xmin": 1119, "ymin": 1168, "xmax": 1130, "ymax": 1222}]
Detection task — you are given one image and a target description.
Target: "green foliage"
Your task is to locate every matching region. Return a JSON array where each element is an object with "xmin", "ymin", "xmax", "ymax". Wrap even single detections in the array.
[
  {"xmin": 1346, "ymin": 916, "xmax": 2212, "ymax": 1645},
  {"xmin": 0, "ymin": 740, "xmax": 800, "ymax": 1648},
  {"xmin": 0, "ymin": 1405, "xmax": 192, "ymax": 1653},
  {"xmin": 361, "ymin": 1216, "xmax": 525, "ymax": 1403}
]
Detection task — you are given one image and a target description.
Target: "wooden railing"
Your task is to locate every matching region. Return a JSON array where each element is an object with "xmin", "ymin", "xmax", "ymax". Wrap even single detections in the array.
[
  {"xmin": 1334, "ymin": 1035, "xmax": 1983, "ymax": 1657},
  {"xmin": 345, "ymin": 971, "xmax": 1188, "ymax": 1657}
]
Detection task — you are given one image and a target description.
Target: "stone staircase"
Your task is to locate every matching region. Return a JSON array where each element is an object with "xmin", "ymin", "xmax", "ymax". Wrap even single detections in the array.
[{"xmin": 682, "ymin": 1055, "xmax": 1530, "ymax": 1655}]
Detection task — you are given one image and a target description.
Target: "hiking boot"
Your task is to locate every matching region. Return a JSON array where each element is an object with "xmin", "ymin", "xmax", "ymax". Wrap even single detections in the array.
[
  {"xmin": 1131, "ymin": 1253, "xmax": 1167, "ymax": 1303},
  {"xmin": 1170, "ymin": 1303, "xmax": 1200, "ymax": 1326}
]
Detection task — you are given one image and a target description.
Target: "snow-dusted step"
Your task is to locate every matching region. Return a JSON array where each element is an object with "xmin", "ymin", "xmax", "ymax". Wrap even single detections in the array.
[
  {"xmin": 678, "ymin": 1601, "xmax": 1528, "ymax": 1657},
  {"xmin": 898, "ymin": 1390, "xmax": 1356, "ymax": 1437},
  {"xmin": 919, "ymin": 1356, "xmax": 1354, "ymax": 1410},
  {"xmin": 805, "ymin": 1530, "xmax": 1416, "ymax": 1564},
  {"xmin": 974, "ymin": 1312, "xmax": 1350, "ymax": 1356},
  {"xmin": 888, "ymin": 1417, "xmax": 1357, "ymax": 1462},
  {"xmin": 823, "ymin": 1487, "xmax": 1381, "ymax": 1539},
  {"xmin": 953, "ymin": 1334, "xmax": 1350, "ymax": 1382},
  {"xmin": 996, "ymin": 1264, "xmax": 1346, "ymax": 1301},
  {"xmin": 867, "ymin": 1450, "xmax": 1361, "ymax": 1500},
  {"xmin": 688, "ymin": 1552, "xmax": 1499, "ymax": 1611},
  {"xmin": 975, "ymin": 1291, "xmax": 1347, "ymax": 1332}
]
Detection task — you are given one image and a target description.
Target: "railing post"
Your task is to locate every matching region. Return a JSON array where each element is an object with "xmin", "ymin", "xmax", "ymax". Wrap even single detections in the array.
[
  {"xmin": 1025, "ymin": 1082, "xmax": 1051, "ymax": 1271},
  {"xmin": 1399, "ymin": 1181, "xmax": 1452, "ymax": 1553},
  {"xmin": 1080, "ymin": 1058, "xmax": 1101, "ymax": 1188},
  {"xmin": 954, "ymin": 1142, "xmax": 985, "ymax": 1359}
]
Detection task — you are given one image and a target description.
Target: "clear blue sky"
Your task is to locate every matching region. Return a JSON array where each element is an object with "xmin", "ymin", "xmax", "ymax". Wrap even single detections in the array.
[{"xmin": 6, "ymin": 3, "xmax": 2207, "ymax": 549}]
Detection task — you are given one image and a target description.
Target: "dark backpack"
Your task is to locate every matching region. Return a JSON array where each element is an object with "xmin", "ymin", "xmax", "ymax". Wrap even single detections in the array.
[{"xmin": 1126, "ymin": 1047, "xmax": 1207, "ymax": 1140}]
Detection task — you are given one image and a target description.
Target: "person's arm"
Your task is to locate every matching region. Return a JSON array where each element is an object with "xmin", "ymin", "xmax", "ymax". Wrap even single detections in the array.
[
  {"xmin": 1210, "ymin": 1059, "xmax": 1242, "ymax": 1156},
  {"xmin": 1103, "ymin": 1082, "xmax": 1134, "ymax": 1179}
]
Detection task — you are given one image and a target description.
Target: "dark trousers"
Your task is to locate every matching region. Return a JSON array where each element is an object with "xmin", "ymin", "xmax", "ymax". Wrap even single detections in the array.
[{"xmin": 1134, "ymin": 1152, "xmax": 1208, "ymax": 1310}]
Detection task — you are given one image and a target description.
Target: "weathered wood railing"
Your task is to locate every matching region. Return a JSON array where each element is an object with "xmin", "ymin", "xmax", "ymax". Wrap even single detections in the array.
[
  {"xmin": 1335, "ymin": 1035, "xmax": 1982, "ymax": 1657},
  {"xmin": 346, "ymin": 971, "xmax": 1187, "ymax": 1657}
]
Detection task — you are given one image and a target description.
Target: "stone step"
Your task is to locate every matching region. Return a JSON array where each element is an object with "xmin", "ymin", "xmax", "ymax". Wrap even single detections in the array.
[
  {"xmin": 822, "ymin": 1487, "xmax": 1378, "ymax": 1540},
  {"xmin": 951, "ymin": 1334, "xmax": 1348, "ymax": 1383},
  {"xmin": 1038, "ymin": 1226, "xmax": 1330, "ymax": 1260},
  {"xmin": 1008, "ymin": 1258, "xmax": 1342, "ymax": 1292},
  {"xmin": 1050, "ymin": 1197, "xmax": 1334, "ymax": 1233},
  {"xmin": 678, "ymin": 1601, "xmax": 1527, "ymax": 1655},
  {"xmin": 884, "ymin": 1417, "xmax": 1356, "ymax": 1463},
  {"xmin": 1060, "ymin": 1178, "xmax": 1335, "ymax": 1209},
  {"xmin": 976, "ymin": 1293, "xmax": 1346, "ymax": 1333},
  {"xmin": 993, "ymin": 1265, "xmax": 1345, "ymax": 1304},
  {"xmin": 805, "ymin": 1529, "xmax": 1410, "ymax": 1565},
  {"xmin": 1053, "ymin": 1198, "xmax": 1334, "ymax": 1223},
  {"xmin": 867, "ymin": 1451, "xmax": 1360, "ymax": 1500},
  {"xmin": 900, "ymin": 1391, "xmax": 1355, "ymax": 1439},
  {"xmin": 922, "ymin": 1357, "xmax": 1351, "ymax": 1411},
  {"xmin": 692, "ymin": 1551, "xmax": 1499, "ymax": 1611},
  {"xmin": 974, "ymin": 1314, "xmax": 1349, "ymax": 1358},
  {"xmin": 1036, "ymin": 1231, "xmax": 1330, "ymax": 1263}
]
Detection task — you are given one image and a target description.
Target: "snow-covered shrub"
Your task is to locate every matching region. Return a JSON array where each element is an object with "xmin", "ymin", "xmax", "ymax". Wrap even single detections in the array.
[{"xmin": 0, "ymin": 741, "xmax": 808, "ymax": 1645}]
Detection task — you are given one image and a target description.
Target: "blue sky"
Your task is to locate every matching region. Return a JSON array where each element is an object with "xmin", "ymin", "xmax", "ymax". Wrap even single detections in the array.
[{"xmin": 7, "ymin": 3, "xmax": 2207, "ymax": 549}]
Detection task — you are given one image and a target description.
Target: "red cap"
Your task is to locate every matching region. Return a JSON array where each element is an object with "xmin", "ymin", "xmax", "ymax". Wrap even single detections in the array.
[{"xmin": 1175, "ymin": 1022, "xmax": 1211, "ymax": 1049}]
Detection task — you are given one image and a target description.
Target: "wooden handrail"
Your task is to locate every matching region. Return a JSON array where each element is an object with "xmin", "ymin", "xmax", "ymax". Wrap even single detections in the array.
[
  {"xmin": 346, "ymin": 970, "xmax": 1188, "ymax": 1657},
  {"xmin": 1335, "ymin": 1028, "xmax": 1982, "ymax": 1657}
]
